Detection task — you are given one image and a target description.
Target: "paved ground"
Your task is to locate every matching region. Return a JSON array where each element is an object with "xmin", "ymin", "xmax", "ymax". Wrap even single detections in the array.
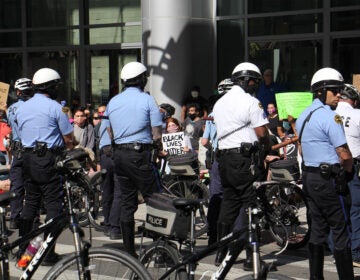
[{"xmin": 6, "ymin": 204, "xmax": 360, "ymax": 279}]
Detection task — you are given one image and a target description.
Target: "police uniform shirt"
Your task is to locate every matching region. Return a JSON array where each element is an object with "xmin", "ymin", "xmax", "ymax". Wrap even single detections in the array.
[
  {"xmin": 15, "ymin": 93, "xmax": 73, "ymax": 148},
  {"xmin": 99, "ymin": 119, "xmax": 111, "ymax": 149},
  {"xmin": 7, "ymin": 99, "xmax": 24, "ymax": 141},
  {"xmin": 105, "ymin": 87, "xmax": 162, "ymax": 144},
  {"xmin": 336, "ymin": 101, "xmax": 360, "ymax": 158},
  {"xmin": 202, "ymin": 113, "xmax": 218, "ymax": 151},
  {"xmin": 295, "ymin": 98, "xmax": 347, "ymax": 167},
  {"xmin": 212, "ymin": 85, "xmax": 268, "ymax": 150}
]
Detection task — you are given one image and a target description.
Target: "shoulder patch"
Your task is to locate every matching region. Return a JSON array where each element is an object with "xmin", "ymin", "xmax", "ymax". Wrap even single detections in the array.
[
  {"xmin": 258, "ymin": 102, "xmax": 263, "ymax": 110},
  {"xmin": 334, "ymin": 114, "xmax": 343, "ymax": 124}
]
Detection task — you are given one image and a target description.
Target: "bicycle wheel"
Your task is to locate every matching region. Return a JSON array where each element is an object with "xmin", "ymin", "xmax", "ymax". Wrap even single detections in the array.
[
  {"xmin": 140, "ymin": 240, "xmax": 187, "ymax": 280},
  {"xmin": 43, "ymin": 247, "xmax": 152, "ymax": 280},
  {"xmin": 166, "ymin": 179, "xmax": 209, "ymax": 237},
  {"xmin": 265, "ymin": 182, "xmax": 310, "ymax": 250}
]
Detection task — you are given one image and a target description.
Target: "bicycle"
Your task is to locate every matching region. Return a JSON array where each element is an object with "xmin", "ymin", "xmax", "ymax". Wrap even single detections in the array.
[
  {"xmin": 140, "ymin": 195, "xmax": 293, "ymax": 280},
  {"xmin": 0, "ymin": 148, "xmax": 151, "ymax": 280},
  {"xmin": 159, "ymin": 153, "xmax": 210, "ymax": 238}
]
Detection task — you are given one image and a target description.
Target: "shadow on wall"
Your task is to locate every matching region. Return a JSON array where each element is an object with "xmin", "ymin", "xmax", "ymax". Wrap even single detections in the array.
[{"xmin": 143, "ymin": 21, "xmax": 215, "ymax": 105}]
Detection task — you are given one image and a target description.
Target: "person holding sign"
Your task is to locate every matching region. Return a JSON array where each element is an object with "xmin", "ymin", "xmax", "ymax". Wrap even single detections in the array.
[{"xmin": 163, "ymin": 117, "xmax": 192, "ymax": 155}]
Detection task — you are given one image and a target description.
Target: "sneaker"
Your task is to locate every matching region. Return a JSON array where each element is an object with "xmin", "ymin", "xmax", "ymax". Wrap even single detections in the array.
[
  {"xmin": 353, "ymin": 260, "xmax": 360, "ymax": 267},
  {"xmin": 41, "ymin": 253, "xmax": 62, "ymax": 266},
  {"xmin": 109, "ymin": 227, "xmax": 122, "ymax": 240}
]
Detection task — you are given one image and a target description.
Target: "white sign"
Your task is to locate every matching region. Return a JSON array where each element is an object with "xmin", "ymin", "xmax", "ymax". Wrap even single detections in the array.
[{"xmin": 162, "ymin": 132, "xmax": 186, "ymax": 155}]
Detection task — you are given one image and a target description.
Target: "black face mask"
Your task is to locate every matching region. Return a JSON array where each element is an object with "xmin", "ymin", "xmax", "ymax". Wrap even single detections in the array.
[{"xmin": 188, "ymin": 113, "xmax": 197, "ymax": 120}]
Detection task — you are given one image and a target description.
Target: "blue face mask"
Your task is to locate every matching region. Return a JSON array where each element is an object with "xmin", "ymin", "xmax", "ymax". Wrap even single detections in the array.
[{"xmin": 283, "ymin": 121, "xmax": 290, "ymax": 131}]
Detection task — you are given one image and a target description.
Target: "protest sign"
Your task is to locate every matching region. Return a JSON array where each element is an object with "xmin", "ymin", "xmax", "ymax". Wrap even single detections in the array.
[
  {"xmin": 0, "ymin": 82, "xmax": 9, "ymax": 110},
  {"xmin": 275, "ymin": 92, "xmax": 313, "ymax": 120},
  {"xmin": 353, "ymin": 74, "xmax": 360, "ymax": 92},
  {"xmin": 162, "ymin": 132, "xmax": 186, "ymax": 155}
]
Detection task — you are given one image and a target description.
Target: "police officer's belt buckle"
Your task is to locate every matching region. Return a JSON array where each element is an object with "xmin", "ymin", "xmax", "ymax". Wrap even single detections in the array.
[{"xmin": 319, "ymin": 162, "xmax": 340, "ymax": 180}]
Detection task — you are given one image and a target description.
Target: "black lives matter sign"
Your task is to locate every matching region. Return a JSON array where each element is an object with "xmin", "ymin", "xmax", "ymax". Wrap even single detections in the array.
[{"xmin": 162, "ymin": 132, "xmax": 186, "ymax": 156}]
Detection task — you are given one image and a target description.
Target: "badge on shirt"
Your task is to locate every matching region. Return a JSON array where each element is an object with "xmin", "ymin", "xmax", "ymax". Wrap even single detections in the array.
[{"xmin": 334, "ymin": 114, "xmax": 343, "ymax": 124}]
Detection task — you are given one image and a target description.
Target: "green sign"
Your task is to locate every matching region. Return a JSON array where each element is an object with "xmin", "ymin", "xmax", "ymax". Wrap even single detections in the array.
[{"xmin": 275, "ymin": 92, "xmax": 313, "ymax": 120}]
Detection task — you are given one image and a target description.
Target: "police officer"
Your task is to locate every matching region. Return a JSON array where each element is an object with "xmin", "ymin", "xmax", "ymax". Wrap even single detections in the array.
[
  {"xmin": 212, "ymin": 62, "xmax": 270, "ymax": 266},
  {"xmin": 105, "ymin": 61, "xmax": 162, "ymax": 257},
  {"xmin": 16, "ymin": 68, "xmax": 74, "ymax": 265},
  {"xmin": 7, "ymin": 78, "xmax": 33, "ymax": 229},
  {"xmin": 295, "ymin": 68, "xmax": 354, "ymax": 279},
  {"xmin": 98, "ymin": 118, "xmax": 122, "ymax": 240},
  {"xmin": 335, "ymin": 83, "xmax": 360, "ymax": 267}
]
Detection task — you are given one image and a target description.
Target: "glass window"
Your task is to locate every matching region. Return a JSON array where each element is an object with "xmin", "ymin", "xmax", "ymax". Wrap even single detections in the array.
[
  {"xmin": 331, "ymin": 10, "xmax": 360, "ymax": 31},
  {"xmin": 26, "ymin": 0, "xmax": 79, "ymax": 27},
  {"xmin": 217, "ymin": 20, "xmax": 245, "ymax": 81},
  {"xmin": 0, "ymin": 53, "xmax": 22, "ymax": 98},
  {"xmin": 0, "ymin": 0, "xmax": 21, "ymax": 28},
  {"xmin": 249, "ymin": 40, "xmax": 321, "ymax": 92},
  {"xmin": 217, "ymin": 0, "xmax": 244, "ymax": 16},
  {"xmin": 332, "ymin": 37, "xmax": 360, "ymax": 83},
  {"xmin": 249, "ymin": 14, "xmax": 322, "ymax": 36},
  {"xmin": 248, "ymin": 0, "xmax": 322, "ymax": 13},
  {"xmin": 27, "ymin": 29, "xmax": 79, "ymax": 47},
  {"xmin": 89, "ymin": 0, "xmax": 140, "ymax": 24},
  {"xmin": 89, "ymin": 25, "xmax": 141, "ymax": 44},
  {"xmin": 0, "ymin": 32, "xmax": 21, "ymax": 47},
  {"xmin": 331, "ymin": 0, "xmax": 360, "ymax": 7}
]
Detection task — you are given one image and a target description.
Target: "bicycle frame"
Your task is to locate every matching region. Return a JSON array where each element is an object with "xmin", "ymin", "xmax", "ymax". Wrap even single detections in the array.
[{"xmin": 159, "ymin": 223, "xmax": 248, "ymax": 280}]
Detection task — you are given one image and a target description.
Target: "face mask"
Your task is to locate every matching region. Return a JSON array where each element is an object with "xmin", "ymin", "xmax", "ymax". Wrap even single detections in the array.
[
  {"xmin": 161, "ymin": 111, "xmax": 168, "ymax": 121},
  {"xmin": 191, "ymin": 91, "xmax": 199, "ymax": 98},
  {"xmin": 283, "ymin": 121, "xmax": 290, "ymax": 131},
  {"xmin": 188, "ymin": 113, "xmax": 197, "ymax": 120},
  {"xmin": 167, "ymin": 126, "xmax": 178, "ymax": 133}
]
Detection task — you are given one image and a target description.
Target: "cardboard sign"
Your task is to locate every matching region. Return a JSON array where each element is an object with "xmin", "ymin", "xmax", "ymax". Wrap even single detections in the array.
[
  {"xmin": 0, "ymin": 82, "xmax": 9, "ymax": 110},
  {"xmin": 275, "ymin": 92, "xmax": 313, "ymax": 120},
  {"xmin": 162, "ymin": 132, "xmax": 185, "ymax": 155},
  {"xmin": 353, "ymin": 74, "xmax": 360, "ymax": 92}
]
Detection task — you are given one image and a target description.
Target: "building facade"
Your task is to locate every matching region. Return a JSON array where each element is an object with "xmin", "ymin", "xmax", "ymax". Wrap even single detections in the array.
[{"xmin": 0, "ymin": 0, "xmax": 359, "ymax": 114}]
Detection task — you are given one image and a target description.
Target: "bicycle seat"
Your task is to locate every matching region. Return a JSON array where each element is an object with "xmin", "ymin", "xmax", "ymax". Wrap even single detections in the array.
[{"xmin": 173, "ymin": 198, "xmax": 203, "ymax": 210}]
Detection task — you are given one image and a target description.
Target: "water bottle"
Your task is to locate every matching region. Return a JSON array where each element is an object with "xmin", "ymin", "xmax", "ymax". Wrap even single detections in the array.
[{"xmin": 17, "ymin": 236, "xmax": 43, "ymax": 269}]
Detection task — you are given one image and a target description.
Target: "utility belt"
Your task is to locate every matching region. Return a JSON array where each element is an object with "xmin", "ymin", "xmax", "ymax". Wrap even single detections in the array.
[
  {"xmin": 303, "ymin": 162, "xmax": 349, "ymax": 195},
  {"xmin": 217, "ymin": 142, "xmax": 258, "ymax": 157},
  {"xmin": 114, "ymin": 142, "xmax": 153, "ymax": 153},
  {"xmin": 23, "ymin": 141, "xmax": 64, "ymax": 157}
]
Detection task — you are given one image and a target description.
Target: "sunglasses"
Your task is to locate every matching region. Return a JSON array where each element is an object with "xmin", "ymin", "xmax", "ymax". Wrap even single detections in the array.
[
  {"xmin": 93, "ymin": 117, "xmax": 100, "ymax": 120},
  {"xmin": 328, "ymin": 88, "xmax": 343, "ymax": 96}
]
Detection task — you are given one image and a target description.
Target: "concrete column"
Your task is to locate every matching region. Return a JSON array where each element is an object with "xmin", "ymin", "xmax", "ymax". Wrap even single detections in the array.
[{"xmin": 142, "ymin": 0, "xmax": 215, "ymax": 120}]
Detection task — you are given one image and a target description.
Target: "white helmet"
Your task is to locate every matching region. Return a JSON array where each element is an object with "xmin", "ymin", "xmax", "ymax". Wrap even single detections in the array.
[
  {"xmin": 14, "ymin": 78, "xmax": 32, "ymax": 91},
  {"xmin": 120, "ymin": 62, "xmax": 147, "ymax": 82},
  {"xmin": 341, "ymin": 83, "xmax": 360, "ymax": 102},
  {"xmin": 32, "ymin": 68, "xmax": 61, "ymax": 90},
  {"xmin": 231, "ymin": 62, "xmax": 262, "ymax": 82},
  {"xmin": 310, "ymin": 67, "xmax": 344, "ymax": 93}
]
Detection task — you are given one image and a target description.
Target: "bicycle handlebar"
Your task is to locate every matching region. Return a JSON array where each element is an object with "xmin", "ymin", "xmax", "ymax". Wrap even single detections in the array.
[{"xmin": 56, "ymin": 149, "xmax": 89, "ymax": 169}]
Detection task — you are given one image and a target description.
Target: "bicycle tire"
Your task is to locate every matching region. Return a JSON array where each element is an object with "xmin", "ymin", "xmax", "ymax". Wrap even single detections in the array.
[
  {"xmin": 140, "ymin": 240, "xmax": 187, "ymax": 280},
  {"xmin": 166, "ymin": 179, "xmax": 209, "ymax": 238},
  {"xmin": 43, "ymin": 247, "xmax": 152, "ymax": 280},
  {"xmin": 265, "ymin": 182, "xmax": 310, "ymax": 250}
]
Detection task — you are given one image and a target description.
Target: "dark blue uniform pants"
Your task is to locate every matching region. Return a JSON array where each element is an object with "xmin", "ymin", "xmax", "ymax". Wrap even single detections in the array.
[
  {"xmin": 9, "ymin": 153, "xmax": 24, "ymax": 220},
  {"xmin": 113, "ymin": 148, "xmax": 156, "ymax": 222},
  {"xmin": 21, "ymin": 151, "xmax": 63, "ymax": 221},
  {"xmin": 303, "ymin": 171, "xmax": 350, "ymax": 249},
  {"xmin": 99, "ymin": 150, "xmax": 121, "ymax": 228}
]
